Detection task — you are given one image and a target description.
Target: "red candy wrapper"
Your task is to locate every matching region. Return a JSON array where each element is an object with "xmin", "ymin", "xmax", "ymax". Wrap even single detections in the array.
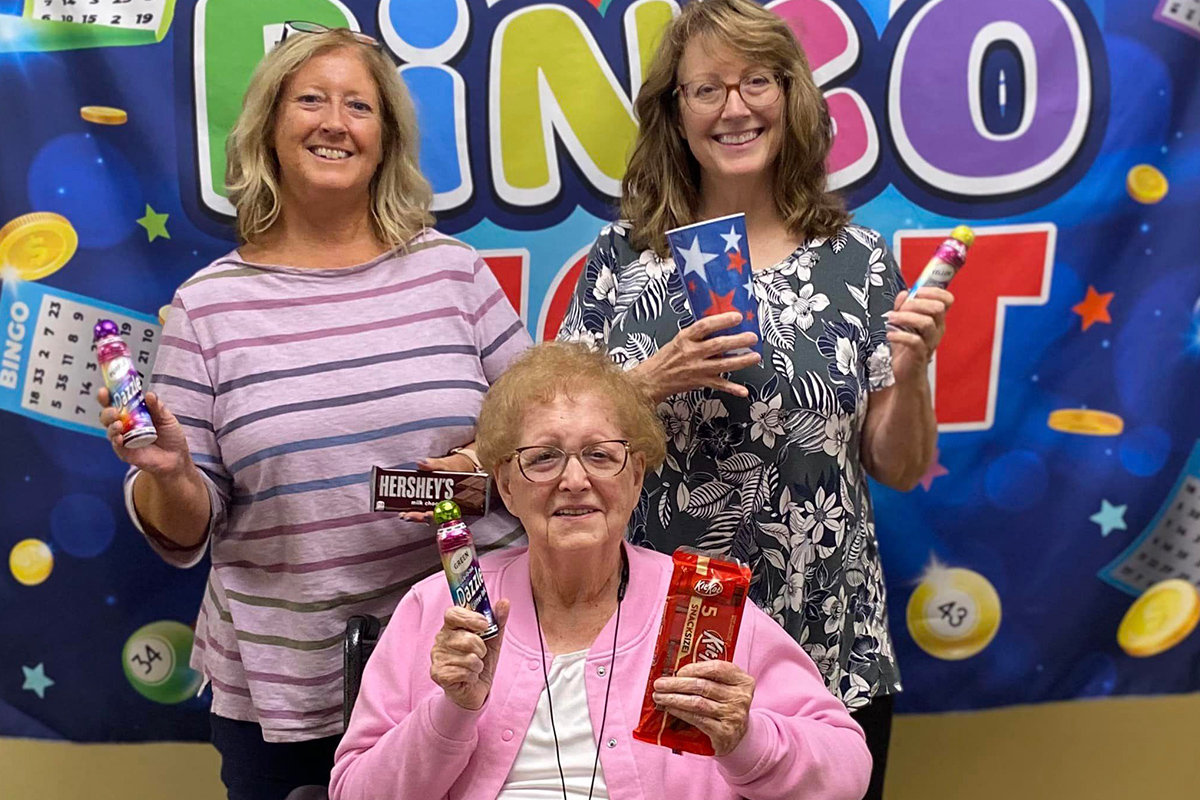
[{"xmin": 632, "ymin": 547, "xmax": 751, "ymax": 756}]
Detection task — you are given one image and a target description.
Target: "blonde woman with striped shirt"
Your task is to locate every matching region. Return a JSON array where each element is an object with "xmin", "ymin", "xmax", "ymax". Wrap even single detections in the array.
[{"xmin": 96, "ymin": 24, "xmax": 530, "ymax": 799}]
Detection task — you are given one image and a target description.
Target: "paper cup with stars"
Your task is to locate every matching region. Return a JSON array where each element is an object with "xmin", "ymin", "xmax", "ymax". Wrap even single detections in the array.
[
  {"xmin": 122, "ymin": 620, "xmax": 203, "ymax": 704},
  {"xmin": 906, "ymin": 563, "xmax": 1002, "ymax": 660},
  {"xmin": 666, "ymin": 213, "xmax": 761, "ymax": 353}
]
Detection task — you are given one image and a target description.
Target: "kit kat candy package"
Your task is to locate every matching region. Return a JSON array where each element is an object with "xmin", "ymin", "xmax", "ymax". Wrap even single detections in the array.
[{"xmin": 632, "ymin": 547, "xmax": 751, "ymax": 756}]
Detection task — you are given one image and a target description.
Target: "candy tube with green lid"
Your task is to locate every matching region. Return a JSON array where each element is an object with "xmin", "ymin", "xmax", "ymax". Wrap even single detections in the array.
[{"xmin": 434, "ymin": 500, "xmax": 499, "ymax": 639}]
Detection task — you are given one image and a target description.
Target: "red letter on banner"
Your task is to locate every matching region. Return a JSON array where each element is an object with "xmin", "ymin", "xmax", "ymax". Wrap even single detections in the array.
[
  {"xmin": 895, "ymin": 224, "xmax": 1056, "ymax": 431},
  {"xmin": 481, "ymin": 250, "xmax": 530, "ymax": 322},
  {"xmin": 537, "ymin": 248, "xmax": 589, "ymax": 342}
]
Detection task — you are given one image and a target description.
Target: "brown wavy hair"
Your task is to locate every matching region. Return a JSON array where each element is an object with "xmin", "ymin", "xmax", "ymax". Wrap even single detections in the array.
[
  {"xmin": 225, "ymin": 29, "xmax": 433, "ymax": 247},
  {"xmin": 622, "ymin": 0, "xmax": 850, "ymax": 256}
]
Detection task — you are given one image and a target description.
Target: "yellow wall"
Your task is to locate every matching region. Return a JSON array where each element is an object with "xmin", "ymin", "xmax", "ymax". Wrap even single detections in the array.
[
  {"xmin": 2, "ymin": 693, "xmax": 1198, "ymax": 800},
  {"xmin": 887, "ymin": 693, "xmax": 1200, "ymax": 799}
]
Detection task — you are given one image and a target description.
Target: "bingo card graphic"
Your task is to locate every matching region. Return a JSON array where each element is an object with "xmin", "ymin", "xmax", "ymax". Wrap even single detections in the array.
[
  {"xmin": 1154, "ymin": 0, "xmax": 1200, "ymax": 39},
  {"xmin": 24, "ymin": 0, "xmax": 176, "ymax": 38},
  {"xmin": 0, "ymin": 279, "xmax": 160, "ymax": 437},
  {"xmin": 1100, "ymin": 440, "xmax": 1200, "ymax": 595}
]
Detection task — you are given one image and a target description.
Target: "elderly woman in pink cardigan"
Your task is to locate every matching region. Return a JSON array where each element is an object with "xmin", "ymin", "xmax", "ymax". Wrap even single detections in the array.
[{"xmin": 330, "ymin": 344, "xmax": 871, "ymax": 800}]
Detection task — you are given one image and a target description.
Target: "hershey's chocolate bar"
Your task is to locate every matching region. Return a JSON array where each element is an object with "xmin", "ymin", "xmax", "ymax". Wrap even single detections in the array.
[{"xmin": 370, "ymin": 467, "xmax": 491, "ymax": 516}]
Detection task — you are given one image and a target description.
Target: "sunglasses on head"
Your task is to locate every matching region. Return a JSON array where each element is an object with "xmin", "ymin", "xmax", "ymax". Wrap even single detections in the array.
[{"xmin": 279, "ymin": 21, "xmax": 382, "ymax": 50}]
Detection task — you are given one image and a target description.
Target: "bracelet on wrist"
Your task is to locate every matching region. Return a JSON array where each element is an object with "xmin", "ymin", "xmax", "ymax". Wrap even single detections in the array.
[{"xmin": 448, "ymin": 446, "xmax": 483, "ymax": 472}]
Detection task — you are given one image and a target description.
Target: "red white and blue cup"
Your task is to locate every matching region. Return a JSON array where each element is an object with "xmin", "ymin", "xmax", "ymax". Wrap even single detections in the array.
[{"xmin": 666, "ymin": 212, "xmax": 761, "ymax": 353}]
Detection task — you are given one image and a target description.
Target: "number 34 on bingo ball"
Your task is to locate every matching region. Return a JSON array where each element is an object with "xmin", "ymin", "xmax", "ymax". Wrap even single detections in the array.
[{"xmin": 122, "ymin": 620, "xmax": 204, "ymax": 704}]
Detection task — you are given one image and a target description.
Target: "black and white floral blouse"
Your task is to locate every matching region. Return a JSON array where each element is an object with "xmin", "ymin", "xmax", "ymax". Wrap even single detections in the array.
[{"xmin": 557, "ymin": 220, "xmax": 906, "ymax": 706}]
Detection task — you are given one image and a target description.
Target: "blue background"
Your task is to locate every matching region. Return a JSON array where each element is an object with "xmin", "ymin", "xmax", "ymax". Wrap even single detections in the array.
[{"xmin": 1, "ymin": 0, "xmax": 1199, "ymax": 742}]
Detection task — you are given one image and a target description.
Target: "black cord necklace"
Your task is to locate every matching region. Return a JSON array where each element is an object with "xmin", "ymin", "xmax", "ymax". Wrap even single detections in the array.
[{"xmin": 531, "ymin": 549, "xmax": 629, "ymax": 800}]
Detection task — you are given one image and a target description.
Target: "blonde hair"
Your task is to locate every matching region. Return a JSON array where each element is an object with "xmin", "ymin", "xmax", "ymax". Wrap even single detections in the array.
[
  {"xmin": 225, "ymin": 29, "xmax": 434, "ymax": 246},
  {"xmin": 622, "ymin": 0, "xmax": 851, "ymax": 255},
  {"xmin": 476, "ymin": 343, "xmax": 667, "ymax": 474}
]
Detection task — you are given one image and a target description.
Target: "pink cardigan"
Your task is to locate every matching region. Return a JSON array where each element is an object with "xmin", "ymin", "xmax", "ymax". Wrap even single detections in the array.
[{"xmin": 330, "ymin": 542, "xmax": 872, "ymax": 800}]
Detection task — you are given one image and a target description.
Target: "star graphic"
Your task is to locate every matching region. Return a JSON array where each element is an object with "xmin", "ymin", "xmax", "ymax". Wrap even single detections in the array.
[
  {"xmin": 676, "ymin": 235, "xmax": 718, "ymax": 281},
  {"xmin": 137, "ymin": 205, "xmax": 171, "ymax": 242},
  {"xmin": 687, "ymin": 279, "xmax": 700, "ymax": 295},
  {"xmin": 22, "ymin": 663, "xmax": 54, "ymax": 699},
  {"xmin": 703, "ymin": 288, "xmax": 740, "ymax": 317},
  {"xmin": 720, "ymin": 225, "xmax": 743, "ymax": 252},
  {"xmin": 744, "ymin": 308, "xmax": 755, "ymax": 322},
  {"xmin": 743, "ymin": 274, "xmax": 756, "ymax": 299},
  {"xmin": 1072, "ymin": 286, "xmax": 1113, "ymax": 331},
  {"xmin": 726, "ymin": 249, "xmax": 747, "ymax": 275},
  {"xmin": 918, "ymin": 448, "xmax": 949, "ymax": 491},
  {"xmin": 1090, "ymin": 499, "xmax": 1127, "ymax": 536}
]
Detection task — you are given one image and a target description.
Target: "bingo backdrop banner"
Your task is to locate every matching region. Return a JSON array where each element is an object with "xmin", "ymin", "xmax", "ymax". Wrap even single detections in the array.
[{"xmin": 1, "ymin": 0, "xmax": 1198, "ymax": 743}]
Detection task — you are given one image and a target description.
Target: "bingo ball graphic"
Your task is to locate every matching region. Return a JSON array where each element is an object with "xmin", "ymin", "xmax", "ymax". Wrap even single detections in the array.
[
  {"xmin": 907, "ymin": 566, "xmax": 1002, "ymax": 661},
  {"xmin": 9, "ymin": 538, "xmax": 54, "ymax": 586},
  {"xmin": 122, "ymin": 620, "xmax": 203, "ymax": 704},
  {"xmin": 8, "ymin": 537, "xmax": 53, "ymax": 587}
]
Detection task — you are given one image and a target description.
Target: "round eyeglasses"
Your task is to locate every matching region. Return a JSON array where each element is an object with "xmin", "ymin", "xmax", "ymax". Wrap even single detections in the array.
[
  {"xmin": 511, "ymin": 440, "xmax": 631, "ymax": 483},
  {"xmin": 279, "ymin": 21, "xmax": 383, "ymax": 50},
  {"xmin": 675, "ymin": 73, "xmax": 783, "ymax": 114}
]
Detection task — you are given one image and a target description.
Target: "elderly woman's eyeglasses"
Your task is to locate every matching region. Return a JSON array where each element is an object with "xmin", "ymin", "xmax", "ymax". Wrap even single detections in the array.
[
  {"xmin": 511, "ymin": 440, "xmax": 631, "ymax": 482},
  {"xmin": 675, "ymin": 73, "xmax": 782, "ymax": 114},
  {"xmin": 279, "ymin": 20, "xmax": 383, "ymax": 50}
]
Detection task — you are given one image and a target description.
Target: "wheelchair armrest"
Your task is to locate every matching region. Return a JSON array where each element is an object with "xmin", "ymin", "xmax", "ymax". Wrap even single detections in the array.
[{"xmin": 343, "ymin": 614, "xmax": 382, "ymax": 729}]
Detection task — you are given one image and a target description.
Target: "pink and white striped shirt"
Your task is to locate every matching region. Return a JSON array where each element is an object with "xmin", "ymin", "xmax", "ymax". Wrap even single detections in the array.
[{"xmin": 123, "ymin": 230, "xmax": 531, "ymax": 742}]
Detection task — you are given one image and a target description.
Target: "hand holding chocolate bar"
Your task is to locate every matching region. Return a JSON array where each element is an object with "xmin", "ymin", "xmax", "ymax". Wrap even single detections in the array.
[
  {"xmin": 651, "ymin": 658, "xmax": 755, "ymax": 756},
  {"xmin": 370, "ymin": 466, "xmax": 491, "ymax": 517}
]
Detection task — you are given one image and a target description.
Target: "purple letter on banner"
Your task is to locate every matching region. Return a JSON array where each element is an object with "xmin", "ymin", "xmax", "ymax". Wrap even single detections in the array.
[{"xmin": 889, "ymin": 0, "xmax": 1093, "ymax": 196}]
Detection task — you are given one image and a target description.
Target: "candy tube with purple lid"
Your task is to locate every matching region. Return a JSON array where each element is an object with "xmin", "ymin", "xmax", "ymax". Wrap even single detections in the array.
[{"xmin": 94, "ymin": 319, "xmax": 157, "ymax": 448}]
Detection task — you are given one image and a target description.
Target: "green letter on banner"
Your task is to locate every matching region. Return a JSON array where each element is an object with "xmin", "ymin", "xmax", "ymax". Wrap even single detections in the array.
[
  {"xmin": 194, "ymin": 0, "xmax": 359, "ymax": 216},
  {"xmin": 490, "ymin": 5, "xmax": 639, "ymax": 206}
]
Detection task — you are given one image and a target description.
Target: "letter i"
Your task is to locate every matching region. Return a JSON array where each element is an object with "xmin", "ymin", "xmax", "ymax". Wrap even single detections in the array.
[{"xmin": 378, "ymin": 0, "xmax": 473, "ymax": 211}]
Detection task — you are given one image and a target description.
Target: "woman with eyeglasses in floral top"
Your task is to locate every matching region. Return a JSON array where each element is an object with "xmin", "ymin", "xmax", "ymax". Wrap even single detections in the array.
[{"xmin": 557, "ymin": 3, "xmax": 954, "ymax": 796}]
